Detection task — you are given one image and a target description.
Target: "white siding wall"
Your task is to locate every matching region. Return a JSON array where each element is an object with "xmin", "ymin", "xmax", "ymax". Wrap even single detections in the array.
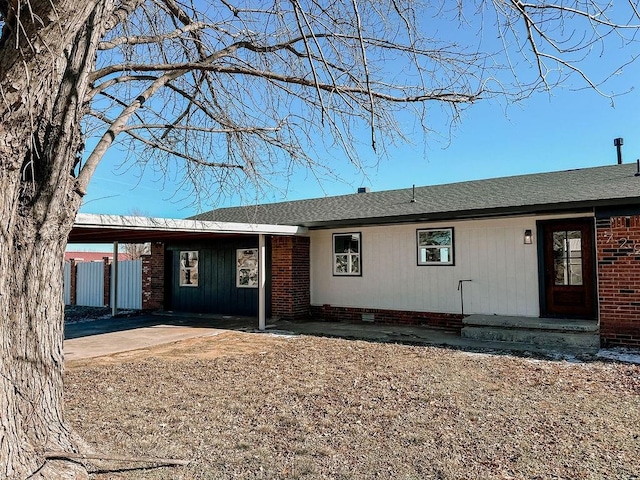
[
  {"xmin": 76, "ymin": 262, "xmax": 105, "ymax": 307},
  {"xmin": 111, "ymin": 260, "xmax": 142, "ymax": 310},
  {"xmin": 310, "ymin": 217, "xmax": 541, "ymax": 317}
]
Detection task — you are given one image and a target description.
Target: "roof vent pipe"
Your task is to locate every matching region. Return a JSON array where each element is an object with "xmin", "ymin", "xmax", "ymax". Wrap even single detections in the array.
[
  {"xmin": 410, "ymin": 184, "xmax": 416, "ymax": 203},
  {"xmin": 614, "ymin": 137, "xmax": 624, "ymax": 164}
]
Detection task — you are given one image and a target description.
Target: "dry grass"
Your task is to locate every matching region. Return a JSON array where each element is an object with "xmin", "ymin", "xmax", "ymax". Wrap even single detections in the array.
[{"xmin": 64, "ymin": 331, "xmax": 640, "ymax": 480}]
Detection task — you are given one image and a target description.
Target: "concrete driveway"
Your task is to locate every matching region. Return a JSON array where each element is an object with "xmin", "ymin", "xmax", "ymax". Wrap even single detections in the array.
[
  {"xmin": 64, "ymin": 314, "xmax": 253, "ymax": 361},
  {"xmin": 63, "ymin": 313, "xmax": 467, "ymax": 361}
]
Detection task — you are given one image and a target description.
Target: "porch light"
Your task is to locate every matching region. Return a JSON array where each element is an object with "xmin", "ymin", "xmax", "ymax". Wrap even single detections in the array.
[{"xmin": 524, "ymin": 229, "xmax": 533, "ymax": 244}]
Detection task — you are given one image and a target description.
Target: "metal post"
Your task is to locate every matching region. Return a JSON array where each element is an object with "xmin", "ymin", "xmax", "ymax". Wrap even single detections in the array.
[
  {"xmin": 457, "ymin": 279, "xmax": 472, "ymax": 316},
  {"xmin": 258, "ymin": 234, "xmax": 266, "ymax": 331},
  {"xmin": 112, "ymin": 241, "xmax": 119, "ymax": 317}
]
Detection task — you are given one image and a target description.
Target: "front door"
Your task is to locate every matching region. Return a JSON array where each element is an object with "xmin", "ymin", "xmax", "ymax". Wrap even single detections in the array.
[{"xmin": 540, "ymin": 218, "xmax": 596, "ymax": 319}]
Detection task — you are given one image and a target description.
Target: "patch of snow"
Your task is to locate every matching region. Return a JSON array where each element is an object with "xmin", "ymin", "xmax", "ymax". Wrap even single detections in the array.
[
  {"xmin": 263, "ymin": 329, "xmax": 299, "ymax": 338},
  {"xmin": 597, "ymin": 348, "xmax": 640, "ymax": 365}
]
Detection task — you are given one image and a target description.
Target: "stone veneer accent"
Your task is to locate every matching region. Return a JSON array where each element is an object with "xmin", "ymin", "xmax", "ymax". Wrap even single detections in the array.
[
  {"xmin": 597, "ymin": 215, "xmax": 640, "ymax": 348},
  {"xmin": 142, "ymin": 242, "xmax": 165, "ymax": 310},
  {"xmin": 310, "ymin": 304, "xmax": 463, "ymax": 331},
  {"xmin": 271, "ymin": 236, "xmax": 310, "ymax": 320}
]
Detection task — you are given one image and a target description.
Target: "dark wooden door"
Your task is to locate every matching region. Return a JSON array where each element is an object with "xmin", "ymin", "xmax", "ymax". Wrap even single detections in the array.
[{"xmin": 541, "ymin": 218, "xmax": 596, "ymax": 318}]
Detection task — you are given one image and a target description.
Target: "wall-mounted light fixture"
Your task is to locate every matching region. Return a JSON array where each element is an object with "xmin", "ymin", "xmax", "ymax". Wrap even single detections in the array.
[{"xmin": 524, "ymin": 229, "xmax": 533, "ymax": 245}]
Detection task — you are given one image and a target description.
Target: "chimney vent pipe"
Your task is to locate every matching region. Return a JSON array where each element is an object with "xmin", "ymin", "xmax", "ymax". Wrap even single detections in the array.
[{"xmin": 614, "ymin": 137, "xmax": 624, "ymax": 164}]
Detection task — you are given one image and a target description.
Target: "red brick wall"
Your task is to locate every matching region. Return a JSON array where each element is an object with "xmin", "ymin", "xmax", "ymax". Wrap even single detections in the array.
[
  {"xmin": 102, "ymin": 256, "xmax": 111, "ymax": 307},
  {"xmin": 310, "ymin": 304, "xmax": 463, "ymax": 331},
  {"xmin": 142, "ymin": 242, "xmax": 165, "ymax": 310},
  {"xmin": 69, "ymin": 259, "xmax": 77, "ymax": 305},
  {"xmin": 597, "ymin": 215, "xmax": 640, "ymax": 347},
  {"xmin": 271, "ymin": 236, "xmax": 310, "ymax": 320}
]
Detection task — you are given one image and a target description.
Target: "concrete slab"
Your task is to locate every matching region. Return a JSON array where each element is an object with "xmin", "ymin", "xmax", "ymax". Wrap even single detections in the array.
[
  {"xmin": 460, "ymin": 314, "xmax": 600, "ymax": 354},
  {"xmin": 273, "ymin": 320, "xmax": 595, "ymax": 357},
  {"xmin": 63, "ymin": 312, "xmax": 601, "ymax": 362},
  {"xmin": 463, "ymin": 314, "xmax": 599, "ymax": 332},
  {"xmin": 64, "ymin": 315, "xmax": 228, "ymax": 360}
]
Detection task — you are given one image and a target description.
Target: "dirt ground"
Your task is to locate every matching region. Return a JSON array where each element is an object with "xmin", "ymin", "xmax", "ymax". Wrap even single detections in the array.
[{"xmin": 64, "ymin": 330, "xmax": 640, "ymax": 480}]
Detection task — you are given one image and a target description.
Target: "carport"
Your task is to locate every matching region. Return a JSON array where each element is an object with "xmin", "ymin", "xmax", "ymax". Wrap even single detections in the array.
[{"xmin": 69, "ymin": 213, "xmax": 308, "ymax": 330}]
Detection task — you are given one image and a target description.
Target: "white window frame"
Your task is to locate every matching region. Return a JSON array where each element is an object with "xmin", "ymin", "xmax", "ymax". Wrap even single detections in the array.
[
  {"xmin": 333, "ymin": 232, "xmax": 362, "ymax": 276},
  {"xmin": 417, "ymin": 228, "xmax": 454, "ymax": 266},
  {"xmin": 236, "ymin": 248, "xmax": 259, "ymax": 288},
  {"xmin": 179, "ymin": 250, "xmax": 199, "ymax": 286}
]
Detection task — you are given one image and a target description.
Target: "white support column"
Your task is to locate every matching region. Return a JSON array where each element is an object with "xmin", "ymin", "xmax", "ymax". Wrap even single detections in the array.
[
  {"xmin": 258, "ymin": 234, "xmax": 266, "ymax": 331},
  {"xmin": 112, "ymin": 241, "xmax": 119, "ymax": 317}
]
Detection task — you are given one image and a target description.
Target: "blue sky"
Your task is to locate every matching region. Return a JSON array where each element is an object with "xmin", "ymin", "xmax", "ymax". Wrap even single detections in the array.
[
  {"xmin": 78, "ymin": 5, "xmax": 640, "ymax": 221},
  {"xmin": 80, "ymin": 74, "xmax": 640, "ymax": 220}
]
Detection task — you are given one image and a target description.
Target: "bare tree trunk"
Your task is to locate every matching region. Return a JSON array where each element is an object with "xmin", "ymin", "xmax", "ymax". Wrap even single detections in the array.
[
  {"xmin": 0, "ymin": 215, "xmax": 88, "ymax": 479},
  {"xmin": 0, "ymin": 1, "xmax": 113, "ymax": 477}
]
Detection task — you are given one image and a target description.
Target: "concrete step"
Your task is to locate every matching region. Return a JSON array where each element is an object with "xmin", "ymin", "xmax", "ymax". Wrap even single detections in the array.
[{"xmin": 461, "ymin": 315, "xmax": 600, "ymax": 353}]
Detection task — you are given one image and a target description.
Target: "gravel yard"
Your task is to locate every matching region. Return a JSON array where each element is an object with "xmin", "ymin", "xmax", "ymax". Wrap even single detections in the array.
[{"xmin": 64, "ymin": 331, "xmax": 640, "ymax": 479}]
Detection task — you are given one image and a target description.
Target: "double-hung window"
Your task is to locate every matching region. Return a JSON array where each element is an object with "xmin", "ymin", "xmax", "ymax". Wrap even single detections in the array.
[
  {"xmin": 417, "ymin": 228, "xmax": 454, "ymax": 265},
  {"xmin": 333, "ymin": 233, "xmax": 361, "ymax": 275}
]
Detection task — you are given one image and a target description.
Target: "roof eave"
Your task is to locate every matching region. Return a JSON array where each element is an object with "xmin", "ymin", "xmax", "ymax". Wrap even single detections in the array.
[
  {"xmin": 71, "ymin": 213, "xmax": 307, "ymax": 243},
  {"xmin": 301, "ymin": 197, "xmax": 640, "ymax": 229}
]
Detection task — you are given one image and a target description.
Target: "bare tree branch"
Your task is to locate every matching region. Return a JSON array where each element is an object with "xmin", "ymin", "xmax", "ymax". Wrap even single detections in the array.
[
  {"xmin": 74, "ymin": 0, "xmax": 640, "ymax": 208},
  {"xmin": 98, "ymin": 22, "xmax": 211, "ymax": 50},
  {"xmin": 90, "ymin": 61, "xmax": 480, "ymax": 102}
]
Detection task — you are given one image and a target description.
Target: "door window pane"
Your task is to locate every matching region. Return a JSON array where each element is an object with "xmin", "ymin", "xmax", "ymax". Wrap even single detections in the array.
[
  {"xmin": 552, "ymin": 230, "xmax": 583, "ymax": 286},
  {"xmin": 552, "ymin": 232, "xmax": 565, "ymax": 257},
  {"xmin": 569, "ymin": 259, "xmax": 583, "ymax": 286},
  {"xmin": 568, "ymin": 231, "xmax": 582, "ymax": 257},
  {"xmin": 554, "ymin": 259, "xmax": 567, "ymax": 285}
]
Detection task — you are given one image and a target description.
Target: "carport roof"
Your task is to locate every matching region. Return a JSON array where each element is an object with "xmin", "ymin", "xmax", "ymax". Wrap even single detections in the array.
[{"xmin": 69, "ymin": 213, "xmax": 307, "ymax": 243}]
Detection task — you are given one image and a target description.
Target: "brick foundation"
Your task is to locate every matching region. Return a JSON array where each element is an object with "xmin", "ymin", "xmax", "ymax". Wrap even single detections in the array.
[
  {"xmin": 271, "ymin": 236, "xmax": 310, "ymax": 320},
  {"xmin": 142, "ymin": 242, "xmax": 165, "ymax": 310},
  {"xmin": 310, "ymin": 304, "xmax": 463, "ymax": 331},
  {"xmin": 597, "ymin": 215, "xmax": 640, "ymax": 348}
]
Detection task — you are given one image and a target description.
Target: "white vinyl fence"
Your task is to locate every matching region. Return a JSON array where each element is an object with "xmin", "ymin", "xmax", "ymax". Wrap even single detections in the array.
[
  {"xmin": 111, "ymin": 260, "xmax": 142, "ymax": 310},
  {"xmin": 76, "ymin": 261, "xmax": 105, "ymax": 307},
  {"xmin": 65, "ymin": 259, "xmax": 143, "ymax": 310}
]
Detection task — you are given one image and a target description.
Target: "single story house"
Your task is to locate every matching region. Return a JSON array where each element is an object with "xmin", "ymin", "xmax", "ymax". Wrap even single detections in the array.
[{"xmin": 69, "ymin": 163, "xmax": 640, "ymax": 348}]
